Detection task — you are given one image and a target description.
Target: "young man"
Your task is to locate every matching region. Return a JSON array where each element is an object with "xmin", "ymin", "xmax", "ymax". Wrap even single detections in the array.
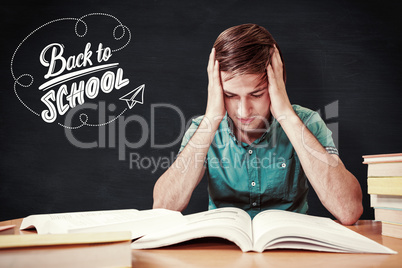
[{"xmin": 153, "ymin": 24, "xmax": 363, "ymax": 225}]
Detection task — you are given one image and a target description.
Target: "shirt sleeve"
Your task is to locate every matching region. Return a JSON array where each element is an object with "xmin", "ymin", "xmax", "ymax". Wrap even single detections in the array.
[
  {"xmin": 178, "ymin": 116, "xmax": 204, "ymax": 154},
  {"xmin": 302, "ymin": 110, "xmax": 339, "ymax": 155}
]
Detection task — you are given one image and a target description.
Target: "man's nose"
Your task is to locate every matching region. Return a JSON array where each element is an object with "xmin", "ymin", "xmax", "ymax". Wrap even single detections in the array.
[{"xmin": 237, "ymin": 99, "xmax": 252, "ymax": 118}]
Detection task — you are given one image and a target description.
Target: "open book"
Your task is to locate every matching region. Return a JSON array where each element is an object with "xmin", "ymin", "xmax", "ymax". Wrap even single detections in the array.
[
  {"xmin": 20, "ymin": 208, "xmax": 184, "ymax": 239},
  {"xmin": 131, "ymin": 207, "xmax": 396, "ymax": 254}
]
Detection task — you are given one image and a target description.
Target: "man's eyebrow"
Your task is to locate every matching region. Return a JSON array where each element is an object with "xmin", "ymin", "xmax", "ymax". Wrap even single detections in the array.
[
  {"xmin": 223, "ymin": 89, "xmax": 236, "ymax": 95},
  {"xmin": 248, "ymin": 88, "xmax": 265, "ymax": 94},
  {"xmin": 223, "ymin": 88, "xmax": 265, "ymax": 95}
]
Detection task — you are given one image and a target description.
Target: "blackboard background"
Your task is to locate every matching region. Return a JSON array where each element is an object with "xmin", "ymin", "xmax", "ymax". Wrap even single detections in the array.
[{"xmin": 1, "ymin": 0, "xmax": 401, "ymax": 221}]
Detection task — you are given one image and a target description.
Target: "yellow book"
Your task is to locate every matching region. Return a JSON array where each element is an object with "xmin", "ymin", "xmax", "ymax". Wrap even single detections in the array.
[
  {"xmin": 367, "ymin": 177, "xmax": 402, "ymax": 196},
  {"xmin": 0, "ymin": 232, "xmax": 132, "ymax": 268}
]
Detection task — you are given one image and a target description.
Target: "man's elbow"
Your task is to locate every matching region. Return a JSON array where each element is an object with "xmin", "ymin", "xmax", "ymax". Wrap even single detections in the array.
[{"xmin": 338, "ymin": 202, "xmax": 363, "ymax": 226}]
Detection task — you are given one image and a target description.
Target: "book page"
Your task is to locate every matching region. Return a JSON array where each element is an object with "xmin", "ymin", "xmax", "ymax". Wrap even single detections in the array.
[
  {"xmin": 20, "ymin": 209, "xmax": 184, "ymax": 238},
  {"xmin": 21, "ymin": 209, "xmax": 139, "ymax": 232},
  {"xmin": 252, "ymin": 210, "xmax": 396, "ymax": 253},
  {"xmin": 185, "ymin": 207, "xmax": 253, "ymax": 241},
  {"xmin": 132, "ymin": 207, "xmax": 254, "ymax": 252},
  {"xmin": 48, "ymin": 209, "xmax": 140, "ymax": 229}
]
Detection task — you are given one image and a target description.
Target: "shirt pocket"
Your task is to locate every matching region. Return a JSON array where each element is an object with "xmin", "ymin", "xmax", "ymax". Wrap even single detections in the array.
[{"xmin": 264, "ymin": 154, "xmax": 298, "ymax": 201}]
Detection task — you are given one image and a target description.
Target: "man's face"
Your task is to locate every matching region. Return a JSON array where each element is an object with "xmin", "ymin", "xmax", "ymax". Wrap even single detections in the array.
[{"xmin": 221, "ymin": 72, "xmax": 271, "ymax": 140}]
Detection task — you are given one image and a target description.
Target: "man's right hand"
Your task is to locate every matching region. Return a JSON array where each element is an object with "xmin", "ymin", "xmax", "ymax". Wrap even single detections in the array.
[{"xmin": 205, "ymin": 48, "xmax": 226, "ymax": 125}]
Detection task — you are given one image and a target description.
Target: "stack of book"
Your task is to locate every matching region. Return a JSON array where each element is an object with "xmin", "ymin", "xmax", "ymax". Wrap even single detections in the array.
[{"xmin": 363, "ymin": 153, "xmax": 402, "ymax": 239}]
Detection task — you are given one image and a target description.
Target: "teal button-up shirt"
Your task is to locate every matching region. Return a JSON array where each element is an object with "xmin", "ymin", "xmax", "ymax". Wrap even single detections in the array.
[{"xmin": 179, "ymin": 105, "xmax": 338, "ymax": 218}]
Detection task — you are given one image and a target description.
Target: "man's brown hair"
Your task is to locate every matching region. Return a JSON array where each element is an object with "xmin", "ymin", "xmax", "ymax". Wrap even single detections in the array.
[{"xmin": 213, "ymin": 23, "xmax": 286, "ymax": 84}]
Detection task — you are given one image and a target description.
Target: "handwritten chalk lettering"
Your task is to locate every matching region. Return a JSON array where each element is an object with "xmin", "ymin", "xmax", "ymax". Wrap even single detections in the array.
[
  {"xmin": 86, "ymin": 77, "xmax": 99, "ymax": 99},
  {"xmin": 41, "ymin": 91, "xmax": 57, "ymax": 123},
  {"xmin": 66, "ymin": 81, "xmax": 85, "ymax": 108},
  {"xmin": 40, "ymin": 42, "xmax": 94, "ymax": 79},
  {"xmin": 101, "ymin": 71, "xmax": 115, "ymax": 93},
  {"xmin": 40, "ymin": 68, "xmax": 129, "ymax": 123},
  {"xmin": 56, "ymin": 85, "xmax": 69, "ymax": 115},
  {"xmin": 96, "ymin": 43, "xmax": 112, "ymax": 63},
  {"xmin": 115, "ymin": 68, "xmax": 129, "ymax": 89}
]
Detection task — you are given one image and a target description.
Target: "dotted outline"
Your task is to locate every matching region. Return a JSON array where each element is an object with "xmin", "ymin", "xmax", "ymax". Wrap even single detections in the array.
[
  {"xmin": 58, "ymin": 108, "xmax": 128, "ymax": 129},
  {"xmin": 76, "ymin": 13, "xmax": 131, "ymax": 52},
  {"xmin": 11, "ymin": 13, "xmax": 134, "ymax": 129}
]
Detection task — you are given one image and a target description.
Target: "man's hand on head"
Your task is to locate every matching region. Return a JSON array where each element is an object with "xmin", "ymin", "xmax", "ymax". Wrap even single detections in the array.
[
  {"xmin": 266, "ymin": 46, "xmax": 294, "ymax": 121},
  {"xmin": 205, "ymin": 48, "xmax": 226, "ymax": 126}
]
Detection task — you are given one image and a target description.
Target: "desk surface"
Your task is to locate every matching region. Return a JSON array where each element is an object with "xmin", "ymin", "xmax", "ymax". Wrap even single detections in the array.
[{"xmin": 1, "ymin": 219, "xmax": 401, "ymax": 268}]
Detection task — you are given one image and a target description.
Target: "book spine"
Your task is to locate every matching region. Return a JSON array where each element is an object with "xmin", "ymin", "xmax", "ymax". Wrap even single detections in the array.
[
  {"xmin": 367, "ymin": 162, "xmax": 402, "ymax": 177},
  {"xmin": 374, "ymin": 208, "xmax": 402, "ymax": 225},
  {"xmin": 363, "ymin": 153, "xmax": 402, "ymax": 164},
  {"xmin": 381, "ymin": 222, "xmax": 402, "ymax": 239},
  {"xmin": 363, "ymin": 153, "xmax": 402, "ymax": 159},
  {"xmin": 367, "ymin": 177, "xmax": 402, "ymax": 196},
  {"xmin": 370, "ymin": 195, "xmax": 402, "ymax": 209}
]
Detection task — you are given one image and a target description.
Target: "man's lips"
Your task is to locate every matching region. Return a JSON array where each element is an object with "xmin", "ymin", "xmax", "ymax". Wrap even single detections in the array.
[{"xmin": 237, "ymin": 117, "xmax": 255, "ymax": 124}]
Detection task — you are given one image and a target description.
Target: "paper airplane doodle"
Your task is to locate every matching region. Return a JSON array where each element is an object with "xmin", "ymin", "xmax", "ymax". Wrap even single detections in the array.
[{"xmin": 119, "ymin": 84, "xmax": 145, "ymax": 109}]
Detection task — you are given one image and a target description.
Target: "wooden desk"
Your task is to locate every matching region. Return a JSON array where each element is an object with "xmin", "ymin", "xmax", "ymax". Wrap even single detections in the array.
[{"xmin": 1, "ymin": 219, "xmax": 401, "ymax": 267}]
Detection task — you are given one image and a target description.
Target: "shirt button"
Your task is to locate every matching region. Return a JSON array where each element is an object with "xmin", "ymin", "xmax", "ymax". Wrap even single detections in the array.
[
  {"xmin": 251, "ymin": 181, "xmax": 256, "ymax": 187},
  {"xmin": 252, "ymin": 202, "xmax": 257, "ymax": 207},
  {"xmin": 248, "ymin": 150, "xmax": 253, "ymax": 155},
  {"xmin": 281, "ymin": 163, "xmax": 286, "ymax": 168}
]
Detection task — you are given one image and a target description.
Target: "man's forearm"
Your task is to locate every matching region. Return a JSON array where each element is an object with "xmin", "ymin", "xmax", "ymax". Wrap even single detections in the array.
[
  {"xmin": 153, "ymin": 116, "xmax": 221, "ymax": 211},
  {"xmin": 279, "ymin": 113, "xmax": 363, "ymax": 225}
]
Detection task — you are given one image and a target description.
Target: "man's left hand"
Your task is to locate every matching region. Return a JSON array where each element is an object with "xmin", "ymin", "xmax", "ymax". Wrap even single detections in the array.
[{"xmin": 267, "ymin": 46, "xmax": 294, "ymax": 121}]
